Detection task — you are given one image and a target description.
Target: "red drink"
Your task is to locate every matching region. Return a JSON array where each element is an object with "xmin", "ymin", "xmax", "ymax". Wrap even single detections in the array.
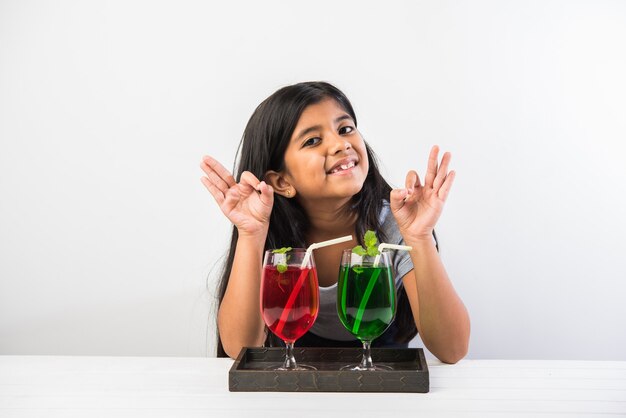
[{"xmin": 261, "ymin": 265, "xmax": 319, "ymax": 343}]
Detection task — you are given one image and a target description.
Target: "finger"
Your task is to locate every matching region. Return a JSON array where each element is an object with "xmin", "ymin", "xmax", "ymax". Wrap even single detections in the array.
[
  {"xmin": 433, "ymin": 151, "xmax": 451, "ymax": 191},
  {"xmin": 239, "ymin": 171, "xmax": 262, "ymax": 188},
  {"xmin": 404, "ymin": 170, "xmax": 421, "ymax": 191},
  {"xmin": 200, "ymin": 176, "xmax": 225, "ymax": 205},
  {"xmin": 389, "ymin": 188, "xmax": 408, "ymax": 212},
  {"xmin": 222, "ymin": 185, "xmax": 241, "ymax": 210},
  {"xmin": 438, "ymin": 170, "xmax": 456, "ymax": 201},
  {"xmin": 404, "ymin": 170, "xmax": 422, "ymax": 202},
  {"xmin": 237, "ymin": 171, "xmax": 263, "ymax": 196},
  {"xmin": 257, "ymin": 181, "xmax": 274, "ymax": 207},
  {"xmin": 200, "ymin": 161, "xmax": 232, "ymax": 193},
  {"xmin": 424, "ymin": 145, "xmax": 439, "ymax": 189},
  {"xmin": 202, "ymin": 155, "xmax": 236, "ymax": 188}
]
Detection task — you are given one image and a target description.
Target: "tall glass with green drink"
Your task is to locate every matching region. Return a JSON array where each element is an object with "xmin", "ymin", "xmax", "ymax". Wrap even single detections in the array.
[{"xmin": 337, "ymin": 248, "xmax": 396, "ymax": 371}]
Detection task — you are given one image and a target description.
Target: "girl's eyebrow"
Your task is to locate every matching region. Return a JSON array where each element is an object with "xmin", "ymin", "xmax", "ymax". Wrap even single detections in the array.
[{"xmin": 294, "ymin": 114, "xmax": 353, "ymax": 142}]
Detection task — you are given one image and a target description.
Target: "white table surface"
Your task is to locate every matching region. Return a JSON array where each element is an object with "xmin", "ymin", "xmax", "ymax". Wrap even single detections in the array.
[{"xmin": 0, "ymin": 356, "xmax": 625, "ymax": 418}]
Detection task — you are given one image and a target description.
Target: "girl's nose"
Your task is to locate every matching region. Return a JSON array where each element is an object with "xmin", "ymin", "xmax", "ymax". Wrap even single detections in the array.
[{"xmin": 328, "ymin": 134, "xmax": 351, "ymax": 154}]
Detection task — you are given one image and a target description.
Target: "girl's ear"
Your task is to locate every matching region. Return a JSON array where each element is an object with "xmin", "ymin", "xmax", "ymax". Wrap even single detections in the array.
[{"xmin": 264, "ymin": 170, "xmax": 296, "ymax": 198}]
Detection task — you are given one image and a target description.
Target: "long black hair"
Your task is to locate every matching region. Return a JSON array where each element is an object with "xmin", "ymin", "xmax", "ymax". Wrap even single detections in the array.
[{"xmin": 215, "ymin": 81, "xmax": 417, "ymax": 357}]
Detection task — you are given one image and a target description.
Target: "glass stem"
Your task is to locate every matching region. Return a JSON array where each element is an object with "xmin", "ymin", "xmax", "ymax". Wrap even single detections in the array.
[
  {"xmin": 360, "ymin": 340, "xmax": 373, "ymax": 369},
  {"xmin": 283, "ymin": 342, "xmax": 297, "ymax": 369}
]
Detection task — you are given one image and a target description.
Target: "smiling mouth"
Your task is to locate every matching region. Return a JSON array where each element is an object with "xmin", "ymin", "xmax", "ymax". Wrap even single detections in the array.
[{"xmin": 328, "ymin": 161, "xmax": 356, "ymax": 174}]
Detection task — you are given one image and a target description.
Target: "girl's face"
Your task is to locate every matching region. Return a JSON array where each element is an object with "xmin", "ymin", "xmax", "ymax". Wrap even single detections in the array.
[{"xmin": 278, "ymin": 98, "xmax": 369, "ymax": 203}]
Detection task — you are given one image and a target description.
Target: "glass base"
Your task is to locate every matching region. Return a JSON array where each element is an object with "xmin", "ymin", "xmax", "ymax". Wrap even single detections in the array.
[
  {"xmin": 266, "ymin": 341, "xmax": 317, "ymax": 370},
  {"xmin": 340, "ymin": 363, "xmax": 393, "ymax": 371},
  {"xmin": 270, "ymin": 363, "xmax": 317, "ymax": 371}
]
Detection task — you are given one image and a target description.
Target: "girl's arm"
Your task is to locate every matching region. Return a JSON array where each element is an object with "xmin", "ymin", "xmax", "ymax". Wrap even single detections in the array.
[
  {"xmin": 390, "ymin": 146, "xmax": 470, "ymax": 363},
  {"xmin": 200, "ymin": 156, "xmax": 274, "ymax": 359},
  {"xmin": 401, "ymin": 241, "xmax": 470, "ymax": 364},
  {"xmin": 217, "ymin": 233, "xmax": 268, "ymax": 359}
]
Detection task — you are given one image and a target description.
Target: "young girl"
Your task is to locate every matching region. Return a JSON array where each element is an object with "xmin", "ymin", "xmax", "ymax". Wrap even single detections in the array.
[{"xmin": 201, "ymin": 81, "xmax": 470, "ymax": 363}]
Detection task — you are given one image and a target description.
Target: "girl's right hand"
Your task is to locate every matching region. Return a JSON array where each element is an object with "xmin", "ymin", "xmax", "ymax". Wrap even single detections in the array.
[{"xmin": 200, "ymin": 155, "xmax": 274, "ymax": 238}]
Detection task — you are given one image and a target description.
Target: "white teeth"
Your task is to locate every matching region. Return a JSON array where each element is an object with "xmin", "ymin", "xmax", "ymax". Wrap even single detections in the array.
[{"xmin": 330, "ymin": 161, "xmax": 355, "ymax": 174}]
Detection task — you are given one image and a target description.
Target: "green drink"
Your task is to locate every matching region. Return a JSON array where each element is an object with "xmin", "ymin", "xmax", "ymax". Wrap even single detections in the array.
[
  {"xmin": 337, "ymin": 255, "xmax": 396, "ymax": 342},
  {"xmin": 337, "ymin": 231, "xmax": 408, "ymax": 371}
]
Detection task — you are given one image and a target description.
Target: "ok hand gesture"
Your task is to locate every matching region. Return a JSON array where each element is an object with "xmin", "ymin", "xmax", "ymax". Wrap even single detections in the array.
[
  {"xmin": 200, "ymin": 156, "xmax": 274, "ymax": 238},
  {"xmin": 389, "ymin": 146, "xmax": 455, "ymax": 244}
]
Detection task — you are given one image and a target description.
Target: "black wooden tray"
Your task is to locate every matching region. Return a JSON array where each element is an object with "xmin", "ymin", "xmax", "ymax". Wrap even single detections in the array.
[{"xmin": 229, "ymin": 347, "xmax": 429, "ymax": 393}]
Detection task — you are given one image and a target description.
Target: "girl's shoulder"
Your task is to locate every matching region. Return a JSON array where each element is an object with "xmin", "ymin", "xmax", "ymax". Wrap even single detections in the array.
[
  {"xmin": 379, "ymin": 200, "xmax": 401, "ymax": 244},
  {"xmin": 378, "ymin": 199, "xmax": 391, "ymax": 225}
]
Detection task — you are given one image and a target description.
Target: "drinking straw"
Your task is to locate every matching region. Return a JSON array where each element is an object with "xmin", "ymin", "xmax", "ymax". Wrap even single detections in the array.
[
  {"xmin": 351, "ymin": 268, "xmax": 382, "ymax": 334},
  {"xmin": 273, "ymin": 265, "xmax": 311, "ymax": 336},
  {"xmin": 373, "ymin": 243, "xmax": 413, "ymax": 267},
  {"xmin": 300, "ymin": 235, "xmax": 352, "ymax": 269},
  {"xmin": 351, "ymin": 243, "xmax": 413, "ymax": 334},
  {"xmin": 274, "ymin": 235, "xmax": 353, "ymax": 336}
]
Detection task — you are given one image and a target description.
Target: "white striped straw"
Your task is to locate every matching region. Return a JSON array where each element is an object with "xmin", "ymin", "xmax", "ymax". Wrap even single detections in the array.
[
  {"xmin": 300, "ymin": 235, "xmax": 353, "ymax": 269},
  {"xmin": 373, "ymin": 243, "xmax": 413, "ymax": 266}
]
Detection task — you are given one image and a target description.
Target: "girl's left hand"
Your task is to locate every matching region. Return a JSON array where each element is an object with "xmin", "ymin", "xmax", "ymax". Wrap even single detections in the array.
[{"xmin": 390, "ymin": 145, "xmax": 455, "ymax": 243}]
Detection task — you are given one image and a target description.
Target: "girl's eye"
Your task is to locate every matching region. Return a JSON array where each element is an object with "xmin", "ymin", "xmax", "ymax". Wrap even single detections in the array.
[
  {"xmin": 303, "ymin": 137, "xmax": 321, "ymax": 147},
  {"xmin": 339, "ymin": 126, "xmax": 355, "ymax": 135}
]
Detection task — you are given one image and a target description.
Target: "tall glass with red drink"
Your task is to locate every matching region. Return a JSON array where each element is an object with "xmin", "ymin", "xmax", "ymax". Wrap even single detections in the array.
[{"xmin": 261, "ymin": 248, "xmax": 319, "ymax": 370}]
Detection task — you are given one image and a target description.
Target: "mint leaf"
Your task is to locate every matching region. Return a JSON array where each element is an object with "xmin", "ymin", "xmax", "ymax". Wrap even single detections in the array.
[
  {"xmin": 352, "ymin": 266, "xmax": 364, "ymax": 274},
  {"xmin": 364, "ymin": 230, "xmax": 378, "ymax": 250},
  {"xmin": 272, "ymin": 248, "xmax": 291, "ymax": 273},
  {"xmin": 353, "ymin": 230, "xmax": 381, "ymax": 257},
  {"xmin": 366, "ymin": 245, "xmax": 380, "ymax": 257},
  {"xmin": 352, "ymin": 245, "xmax": 366, "ymax": 256}
]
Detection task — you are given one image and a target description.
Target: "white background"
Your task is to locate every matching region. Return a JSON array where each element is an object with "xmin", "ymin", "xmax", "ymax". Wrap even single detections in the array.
[{"xmin": 1, "ymin": 0, "xmax": 625, "ymax": 360}]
